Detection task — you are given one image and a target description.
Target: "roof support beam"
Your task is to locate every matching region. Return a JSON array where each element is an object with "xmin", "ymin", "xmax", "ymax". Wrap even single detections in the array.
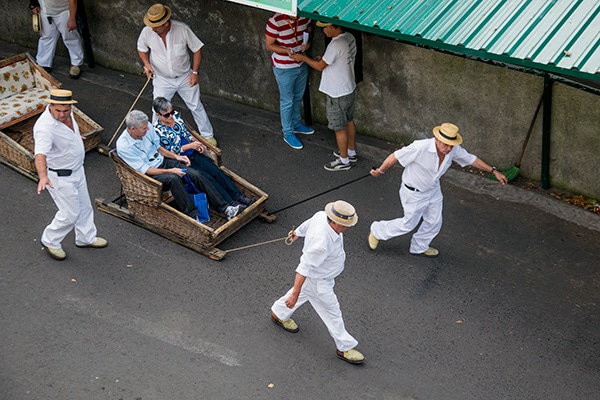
[{"xmin": 541, "ymin": 75, "xmax": 553, "ymax": 190}]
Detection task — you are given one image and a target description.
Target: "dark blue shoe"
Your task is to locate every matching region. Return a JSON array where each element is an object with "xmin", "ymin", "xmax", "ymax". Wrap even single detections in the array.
[
  {"xmin": 237, "ymin": 195, "xmax": 256, "ymax": 206},
  {"xmin": 283, "ymin": 134, "xmax": 303, "ymax": 149},
  {"xmin": 294, "ymin": 124, "xmax": 314, "ymax": 135}
]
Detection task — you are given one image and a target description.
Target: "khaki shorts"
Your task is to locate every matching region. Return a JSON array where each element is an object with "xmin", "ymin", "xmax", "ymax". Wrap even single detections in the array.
[{"xmin": 326, "ymin": 90, "xmax": 356, "ymax": 131}]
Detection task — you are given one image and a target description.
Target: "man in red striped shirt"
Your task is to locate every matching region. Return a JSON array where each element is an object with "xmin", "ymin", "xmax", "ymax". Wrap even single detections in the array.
[{"xmin": 265, "ymin": 13, "xmax": 313, "ymax": 150}]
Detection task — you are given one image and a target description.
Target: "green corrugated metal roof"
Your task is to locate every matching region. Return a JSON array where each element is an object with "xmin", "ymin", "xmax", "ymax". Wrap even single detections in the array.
[{"xmin": 298, "ymin": 0, "xmax": 600, "ymax": 82}]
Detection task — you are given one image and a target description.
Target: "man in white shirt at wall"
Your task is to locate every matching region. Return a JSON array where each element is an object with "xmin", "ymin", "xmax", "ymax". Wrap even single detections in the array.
[{"xmin": 137, "ymin": 3, "xmax": 217, "ymax": 146}]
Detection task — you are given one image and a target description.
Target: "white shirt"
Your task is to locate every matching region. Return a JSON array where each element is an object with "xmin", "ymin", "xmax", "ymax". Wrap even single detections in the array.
[
  {"xmin": 395, "ymin": 138, "xmax": 477, "ymax": 192},
  {"xmin": 295, "ymin": 211, "xmax": 346, "ymax": 280},
  {"xmin": 137, "ymin": 20, "xmax": 204, "ymax": 79},
  {"xmin": 319, "ymin": 32, "xmax": 357, "ymax": 98},
  {"xmin": 116, "ymin": 124, "xmax": 164, "ymax": 175},
  {"xmin": 39, "ymin": 0, "xmax": 70, "ymax": 17},
  {"xmin": 33, "ymin": 106, "xmax": 84, "ymax": 170}
]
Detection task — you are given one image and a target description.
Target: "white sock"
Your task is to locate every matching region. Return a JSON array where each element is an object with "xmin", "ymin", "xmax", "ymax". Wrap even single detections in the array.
[{"xmin": 348, "ymin": 149, "xmax": 356, "ymax": 157}]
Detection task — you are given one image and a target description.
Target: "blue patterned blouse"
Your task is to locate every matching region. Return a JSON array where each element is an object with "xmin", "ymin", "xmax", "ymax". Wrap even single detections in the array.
[{"xmin": 154, "ymin": 111, "xmax": 195, "ymax": 155}]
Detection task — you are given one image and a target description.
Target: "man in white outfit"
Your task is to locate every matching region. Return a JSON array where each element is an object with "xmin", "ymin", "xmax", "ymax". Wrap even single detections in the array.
[
  {"xmin": 137, "ymin": 3, "xmax": 217, "ymax": 146},
  {"xmin": 271, "ymin": 200, "xmax": 365, "ymax": 364},
  {"xmin": 30, "ymin": 0, "xmax": 84, "ymax": 79},
  {"xmin": 369, "ymin": 122, "xmax": 508, "ymax": 257},
  {"xmin": 34, "ymin": 89, "xmax": 107, "ymax": 260}
]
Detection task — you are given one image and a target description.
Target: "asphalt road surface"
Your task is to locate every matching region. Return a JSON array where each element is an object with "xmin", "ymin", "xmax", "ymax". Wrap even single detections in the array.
[{"xmin": 1, "ymin": 43, "xmax": 599, "ymax": 399}]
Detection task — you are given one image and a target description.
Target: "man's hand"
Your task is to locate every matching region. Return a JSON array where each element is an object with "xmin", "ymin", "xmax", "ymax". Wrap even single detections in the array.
[
  {"xmin": 188, "ymin": 72, "xmax": 199, "ymax": 87},
  {"xmin": 493, "ymin": 170, "xmax": 508, "ymax": 185},
  {"xmin": 370, "ymin": 167, "xmax": 384, "ymax": 177},
  {"xmin": 171, "ymin": 168, "xmax": 186, "ymax": 177},
  {"xmin": 142, "ymin": 65, "xmax": 155, "ymax": 79},
  {"xmin": 67, "ymin": 15, "xmax": 77, "ymax": 31},
  {"xmin": 37, "ymin": 176, "xmax": 53, "ymax": 194},
  {"xmin": 291, "ymin": 53, "xmax": 305, "ymax": 62},
  {"xmin": 285, "ymin": 292, "xmax": 299, "ymax": 309},
  {"xmin": 300, "ymin": 42, "xmax": 310, "ymax": 52}
]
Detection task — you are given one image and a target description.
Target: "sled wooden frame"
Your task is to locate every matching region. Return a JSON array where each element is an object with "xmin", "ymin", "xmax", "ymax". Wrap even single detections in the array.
[
  {"xmin": 95, "ymin": 135, "xmax": 276, "ymax": 261},
  {"xmin": 0, "ymin": 53, "xmax": 103, "ymax": 181}
]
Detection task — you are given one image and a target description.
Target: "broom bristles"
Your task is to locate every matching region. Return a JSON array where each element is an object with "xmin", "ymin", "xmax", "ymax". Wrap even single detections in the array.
[{"xmin": 487, "ymin": 166, "xmax": 520, "ymax": 182}]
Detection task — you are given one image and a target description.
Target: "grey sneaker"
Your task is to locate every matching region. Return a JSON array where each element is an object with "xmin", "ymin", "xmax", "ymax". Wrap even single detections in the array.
[
  {"xmin": 324, "ymin": 158, "xmax": 351, "ymax": 171},
  {"xmin": 225, "ymin": 205, "xmax": 241, "ymax": 220},
  {"xmin": 333, "ymin": 150, "xmax": 358, "ymax": 163}
]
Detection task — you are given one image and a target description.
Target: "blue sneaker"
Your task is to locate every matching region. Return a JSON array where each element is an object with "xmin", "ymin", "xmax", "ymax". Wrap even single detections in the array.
[
  {"xmin": 294, "ymin": 124, "xmax": 314, "ymax": 135},
  {"xmin": 283, "ymin": 134, "xmax": 303, "ymax": 149}
]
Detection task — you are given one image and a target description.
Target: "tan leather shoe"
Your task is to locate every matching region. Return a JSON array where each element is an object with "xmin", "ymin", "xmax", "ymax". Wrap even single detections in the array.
[
  {"xmin": 368, "ymin": 231, "xmax": 379, "ymax": 250},
  {"xmin": 77, "ymin": 237, "xmax": 108, "ymax": 248},
  {"xmin": 336, "ymin": 348, "xmax": 365, "ymax": 364},
  {"xmin": 414, "ymin": 247, "xmax": 439, "ymax": 258},
  {"xmin": 46, "ymin": 247, "xmax": 66, "ymax": 260},
  {"xmin": 69, "ymin": 65, "xmax": 81, "ymax": 79},
  {"xmin": 271, "ymin": 312, "xmax": 299, "ymax": 333}
]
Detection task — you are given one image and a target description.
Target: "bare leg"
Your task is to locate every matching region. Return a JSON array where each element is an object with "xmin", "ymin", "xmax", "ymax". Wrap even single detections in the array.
[{"xmin": 334, "ymin": 129, "xmax": 348, "ymax": 158}]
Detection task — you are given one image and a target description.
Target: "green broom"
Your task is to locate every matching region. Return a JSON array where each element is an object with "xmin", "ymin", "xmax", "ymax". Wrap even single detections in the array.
[{"xmin": 489, "ymin": 93, "xmax": 543, "ymax": 182}]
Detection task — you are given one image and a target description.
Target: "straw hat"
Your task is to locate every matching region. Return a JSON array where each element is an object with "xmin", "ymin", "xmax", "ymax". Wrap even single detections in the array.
[
  {"xmin": 325, "ymin": 200, "xmax": 358, "ymax": 227},
  {"xmin": 316, "ymin": 21, "xmax": 332, "ymax": 27},
  {"xmin": 144, "ymin": 3, "xmax": 172, "ymax": 27},
  {"xmin": 432, "ymin": 122, "xmax": 463, "ymax": 146},
  {"xmin": 44, "ymin": 89, "xmax": 78, "ymax": 105}
]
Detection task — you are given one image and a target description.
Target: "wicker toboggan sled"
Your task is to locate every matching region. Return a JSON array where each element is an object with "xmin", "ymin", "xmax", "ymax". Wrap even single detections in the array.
[
  {"xmin": 95, "ymin": 135, "xmax": 275, "ymax": 260},
  {"xmin": 0, "ymin": 53, "xmax": 102, "ymax": 181}
]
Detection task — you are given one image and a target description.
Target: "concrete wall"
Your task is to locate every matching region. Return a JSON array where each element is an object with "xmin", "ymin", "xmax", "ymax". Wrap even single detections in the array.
[{"xmin": 2, "ymin": 0, "xmax": 599, "ymax": 198}]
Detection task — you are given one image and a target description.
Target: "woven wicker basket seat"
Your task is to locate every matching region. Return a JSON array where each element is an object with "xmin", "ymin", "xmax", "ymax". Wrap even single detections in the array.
[
  {"xmin": 96, "ymin": 146, "xmax": 274, "ymax": 261},
  {"xmin": 0, "ymin": 53, "xmax": 103, "ymax": 181}
]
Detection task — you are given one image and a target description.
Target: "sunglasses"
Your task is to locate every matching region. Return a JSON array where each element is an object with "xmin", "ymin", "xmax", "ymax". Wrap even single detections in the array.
[{"xmin": 161, "ymin": 110, "xmax": 175, "ymax": 118}]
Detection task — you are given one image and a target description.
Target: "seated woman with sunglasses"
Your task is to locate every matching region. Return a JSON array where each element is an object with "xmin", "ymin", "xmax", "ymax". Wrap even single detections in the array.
[{"xmin": 153, "ymin": 97, "xmax": 255, "ymax": 209}]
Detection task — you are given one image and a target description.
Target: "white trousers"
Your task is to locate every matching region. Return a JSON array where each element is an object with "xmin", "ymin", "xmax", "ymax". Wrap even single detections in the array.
[
  {"xmin": 271, "ymin": 277, "xmax": 358, "ymax": 352},
  {"xmin": 152, "ymin": 74, "xmax": 214, "ymax": 138},
  {"xmin": 41, "ymin": 167, "xmax": 97, "ymax": 249},
  {"xmin": 370, "ymin": 184, "xmax": 444, "ymax": 254},
  {"xmin": 36, "ymin": 9, "xmax": 84, "ymax": 68}
]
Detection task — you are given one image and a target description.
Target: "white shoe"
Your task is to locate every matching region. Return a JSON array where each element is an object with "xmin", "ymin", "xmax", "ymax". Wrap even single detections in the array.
[
  {"xmin": 333, "ymin": 150, "xmax": 358, "ymax": 163},
  {"xmin": 225, "ymin": 205, "xmax": 241, "ymax": 220},
  {"xmin": 324, "ymin": 158, "xmax": 351, "ymax": 171}
]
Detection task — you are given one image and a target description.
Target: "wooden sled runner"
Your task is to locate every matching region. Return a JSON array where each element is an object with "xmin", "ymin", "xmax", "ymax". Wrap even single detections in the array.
[
  {"xmin": 95, "ymin": 136, "xmax": 276, "ymax": 260},
  {"xmin": 0, "ymin": 53, "xmax": 103, "ymax": 181}
]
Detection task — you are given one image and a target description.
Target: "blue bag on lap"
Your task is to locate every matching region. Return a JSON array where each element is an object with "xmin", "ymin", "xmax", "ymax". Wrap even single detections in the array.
[{"xmin": 182, "ymin": 171, "xmax": 210, "ymax": 222}]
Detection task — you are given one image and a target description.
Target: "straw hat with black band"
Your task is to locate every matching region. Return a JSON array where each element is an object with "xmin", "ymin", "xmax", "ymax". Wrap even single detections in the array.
[
  {"xmin": 432, "ymin": 122, "xmax": 463, "ymax": 146},
  {"xmin": 45, "ymin": 89, "xmax": 78, "ymax": 105},
  {"xmin": 325, "ymin": 200, "xmax": 358, "ymax": 227},
  {"xmin": 144, "ymin": 3, "xmax": 172, "ymax": 27}
]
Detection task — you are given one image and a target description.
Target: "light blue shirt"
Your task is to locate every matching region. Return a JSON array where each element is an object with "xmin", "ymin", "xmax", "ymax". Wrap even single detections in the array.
[{"xmin": 116, "ymin": 124, "xmax": 164, "ymax": 174}]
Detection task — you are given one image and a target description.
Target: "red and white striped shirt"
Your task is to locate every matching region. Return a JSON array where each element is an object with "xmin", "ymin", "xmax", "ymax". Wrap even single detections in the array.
[{"xmin": 266, "ymin": 13, "xmax": 311, "ymax": 69}]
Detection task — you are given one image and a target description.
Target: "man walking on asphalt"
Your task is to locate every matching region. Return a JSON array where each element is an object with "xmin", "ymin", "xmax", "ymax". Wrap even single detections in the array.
[
  {"xmin": 34, "ymin": 89, "xmax": 107, "ymax": 260},
  {"xmin": 137, "ymin": 3, "xmax": 217, "ymax": 146},
  {"xmin": 29, "ymin": 0, "xmax": 84, "ymax": 78},
  {"xmin": 369, "ymin": 122, "xmax": 508, "ymax": 257},
  {"xmin": 271, "ymin": 200, "xmax": 365, "ymax": 364},
  {"xmin": 292, "ymin": 21, "xmax": 357, "ymax": 171}
]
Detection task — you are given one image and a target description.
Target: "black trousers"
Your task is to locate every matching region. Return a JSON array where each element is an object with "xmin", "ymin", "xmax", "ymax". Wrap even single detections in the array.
[{"xmin": 153, "ymin": 159, "xmax": 230, "ymax": 218}]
